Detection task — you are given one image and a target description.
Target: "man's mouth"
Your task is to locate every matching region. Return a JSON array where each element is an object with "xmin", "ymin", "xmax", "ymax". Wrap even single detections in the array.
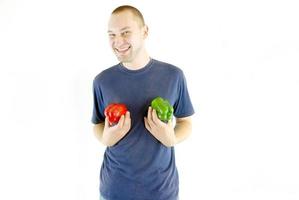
[{"xmin": 115, "ymin": 46, "xmax": 131, "ymax": 54}]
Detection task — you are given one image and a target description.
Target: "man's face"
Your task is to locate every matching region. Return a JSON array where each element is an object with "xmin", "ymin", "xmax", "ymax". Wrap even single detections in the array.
[{"xmin": 108, "ymin": 11, "xmax": 147, "ymax": 63}]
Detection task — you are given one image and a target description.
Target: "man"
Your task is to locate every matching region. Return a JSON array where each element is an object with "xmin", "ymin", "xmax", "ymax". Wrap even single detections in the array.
[{"xmin": 92, "ymin": 5, "xmax": 194, "ymax": 200}]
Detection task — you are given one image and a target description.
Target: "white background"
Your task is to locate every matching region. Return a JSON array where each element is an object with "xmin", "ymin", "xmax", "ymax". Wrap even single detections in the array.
[{"xmin": 1, "ymin": 0, "xmax": 299, "ymax": 199}]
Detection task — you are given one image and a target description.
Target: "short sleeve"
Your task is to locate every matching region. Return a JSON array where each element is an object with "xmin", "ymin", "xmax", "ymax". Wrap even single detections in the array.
[
  {"xmin": 91, "ymin": 79, "xmax": 105, "ymax": 124},
  {"xmin": 173, "ymin": 70, "xmax": 195, "ymax": 118}
]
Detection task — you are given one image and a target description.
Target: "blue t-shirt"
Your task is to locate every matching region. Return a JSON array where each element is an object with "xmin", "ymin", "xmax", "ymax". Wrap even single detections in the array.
[{"xmin": 92, "ymin": 58, "xmax": 194, "ymax": 200}]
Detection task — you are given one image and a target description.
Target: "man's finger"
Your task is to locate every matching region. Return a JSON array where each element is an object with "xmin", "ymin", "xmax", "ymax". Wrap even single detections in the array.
[
  {"xmin": 117, "ymin": 114, "xmax": 125, "ymax": 128},
  {"xmin": 151, "ymin": 108, "xmax": 162, "ymax": 127},
  {"xmin": 147, "ymin": 107, "xmax": 152, "ymax": 121},
  {"xmin": 104, "ymin": 116, "xmax": 110, "ymax": 129},
  {"xmin": 147, "ymin": 107, "xmax": 156, "ymax": 126},
  {"xmin": 144, "ymin": 117, "xmax": 151, "ymax": 130},
  {"xmin": 152, "ymin": 108, "xmax": 162, "ymax": 126},
  {"xmin": 124, "ymin": 111, "xmax": 131, "ymax": 127}
]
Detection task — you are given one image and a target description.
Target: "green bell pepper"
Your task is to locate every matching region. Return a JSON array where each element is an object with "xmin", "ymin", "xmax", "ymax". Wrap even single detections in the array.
[{"xmin": 151, "ymin": 97, "xmax": 174, "ymax": 122}]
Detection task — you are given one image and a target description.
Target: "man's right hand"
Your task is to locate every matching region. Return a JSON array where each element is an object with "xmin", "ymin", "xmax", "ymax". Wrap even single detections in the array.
[{"xmin": 102, "ymin": 111, "xmax": 131, "ymax": 147}]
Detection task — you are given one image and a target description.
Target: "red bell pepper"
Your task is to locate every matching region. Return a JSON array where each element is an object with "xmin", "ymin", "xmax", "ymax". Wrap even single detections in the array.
[{"xmin": 104, "ymin": 103, "xmax": 128, "ymax": 125}]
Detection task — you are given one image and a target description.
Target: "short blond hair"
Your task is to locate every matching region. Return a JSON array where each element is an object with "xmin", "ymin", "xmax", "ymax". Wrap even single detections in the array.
[{"xmin": 111, "ymin": 5, "xmax": 145, "ymax": 27}]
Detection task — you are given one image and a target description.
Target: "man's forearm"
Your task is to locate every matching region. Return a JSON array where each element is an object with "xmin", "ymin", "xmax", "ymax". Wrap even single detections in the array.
[
  {"xmin": 93, "ymin": 123, "xmax": 105, "ymax": 143},
  {"xmin": 174, "ymin": 118, "xmax": 192, "ymax": 145},
  {"xmin": 94, "ymin": 118, "xmax": 192, "ymax": 146}
]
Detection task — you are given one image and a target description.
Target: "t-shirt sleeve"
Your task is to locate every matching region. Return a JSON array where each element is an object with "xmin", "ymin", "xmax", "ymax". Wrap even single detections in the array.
[
  {"xmin": 173, "ymin": 70, "xmax": 195, "ymax": 118},
  {"xmin": 91, "ymin": 79, "xmax": 105, "ymax": 124}
]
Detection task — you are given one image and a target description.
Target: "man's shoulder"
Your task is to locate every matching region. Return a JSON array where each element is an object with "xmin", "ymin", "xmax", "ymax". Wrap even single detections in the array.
[
  {"xmin": 93, "ymin": 63, "xmax": 119, "ymax": 82},
  {"xmin": 152, "ymin": 59, "xmax": 183, "ymax": 75}
]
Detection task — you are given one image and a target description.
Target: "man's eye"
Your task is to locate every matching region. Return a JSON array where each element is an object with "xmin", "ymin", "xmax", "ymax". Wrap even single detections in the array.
[
  {"xmin": 122, "ymin": 31, "xmax": 130, "ymax": 36},
  {"xmin": 109, "ymin": 34, "xmax": 115, "ymax": 38}
]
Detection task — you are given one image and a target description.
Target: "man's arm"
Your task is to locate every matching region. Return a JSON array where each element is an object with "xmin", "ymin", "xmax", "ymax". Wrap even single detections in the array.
[
  {"xmin": 93, "ymin": 112, "xmax": 131, "ymax": 147},
  {"xmin": 174, "ymin": 116, "xmax": 192, "ymax": 144},
  {"xmin": 93, "ymin": 122, "xmax": 105, "ymax": 143},
  {"xmin": 144, "ymin": 107, "xmax": 193, "ymax": 147}
]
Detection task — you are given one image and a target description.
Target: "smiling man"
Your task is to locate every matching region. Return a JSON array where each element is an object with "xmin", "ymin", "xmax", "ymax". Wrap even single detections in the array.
[
  {"xmin": 92, "ymin": 5, "xmax": 194, "ymax": 200},
  {"xmin": 108, "ymin": 7, "xmax": 149, "ymax": 70}
]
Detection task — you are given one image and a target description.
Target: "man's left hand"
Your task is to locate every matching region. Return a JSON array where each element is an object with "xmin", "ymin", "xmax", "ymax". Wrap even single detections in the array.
[{"xmin": 144, "ymin": 107, "xmax": 176, "ymax": 147}]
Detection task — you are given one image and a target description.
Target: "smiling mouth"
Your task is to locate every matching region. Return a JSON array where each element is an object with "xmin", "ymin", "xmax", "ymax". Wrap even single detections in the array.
[{"xmin": 115, "ymin": 46, "xmax": 131, "ymax": 54}]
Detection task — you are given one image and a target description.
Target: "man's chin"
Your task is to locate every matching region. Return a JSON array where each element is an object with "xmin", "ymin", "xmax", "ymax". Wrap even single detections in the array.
[{"xmin": 116, "ymin": 56, "xmax": 132, "ymax": 63}]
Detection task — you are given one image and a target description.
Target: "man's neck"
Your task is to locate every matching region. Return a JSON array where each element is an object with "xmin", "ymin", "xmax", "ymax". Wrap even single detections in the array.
[{"xmin": 122, "ymin": 52, "xmax": 151, "ymax": 70}]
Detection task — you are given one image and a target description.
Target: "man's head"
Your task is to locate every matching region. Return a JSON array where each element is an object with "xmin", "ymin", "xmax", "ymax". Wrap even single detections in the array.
[
  {"xmin": 111, "ymin": 5, "xmax": 145, "ymax": 28},
  {"xmin": 108, "ymin": 5, "xmax": 148, "ymax": 66}
]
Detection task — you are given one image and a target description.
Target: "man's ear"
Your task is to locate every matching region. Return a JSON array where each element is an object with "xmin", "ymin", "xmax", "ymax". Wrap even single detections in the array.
[{"xmin": 142, "ymin": 25, "xmax": 149, "ymax": 39}]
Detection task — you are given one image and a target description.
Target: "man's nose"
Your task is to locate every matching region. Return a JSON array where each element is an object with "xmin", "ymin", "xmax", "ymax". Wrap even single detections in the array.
[{"xmin": 113, "ymin": 35, "xmax": 125, "ymax": 47}]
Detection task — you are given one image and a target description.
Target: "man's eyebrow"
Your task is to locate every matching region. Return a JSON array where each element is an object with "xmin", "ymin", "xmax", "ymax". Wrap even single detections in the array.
[
  {"xmin": 120, "ymin": 26, "xmax": 131, "ymax": 31},
  {"xmin": 108, "ymin": 26, "xmax": 131, "ymax": 33}
]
